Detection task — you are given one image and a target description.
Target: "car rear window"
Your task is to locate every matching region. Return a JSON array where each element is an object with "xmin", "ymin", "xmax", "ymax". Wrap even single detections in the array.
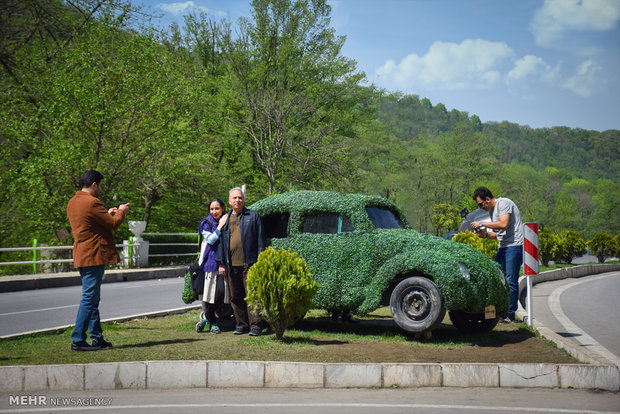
[
  {"xmin": 365, "ymin": 207, "xmax": 404, "ymax": 229},
  {"xmin": 262, "ymin": 212, "xmax": 290, "ymax": 238},
  {"xmin": 302, "ymin": 212, "xmax": 354, "ymax": 234}
]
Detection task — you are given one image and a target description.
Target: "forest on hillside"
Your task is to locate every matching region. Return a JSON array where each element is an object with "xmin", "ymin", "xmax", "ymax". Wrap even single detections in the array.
[{"xmin": 1, "ymin": 0, "xmax": 618, "ymax": 256}]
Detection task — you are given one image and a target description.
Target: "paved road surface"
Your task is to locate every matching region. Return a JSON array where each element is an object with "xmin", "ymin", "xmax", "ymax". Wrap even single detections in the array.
[
  {"xmin": 529, "ymin": 271, "xmax": 620, "ymax": 365},
  {"xmin": 0, "ymin": 277, "xmax": 196, "ymax": 337},
  {"xmin": 2, "ymin": 387, "xmax": 619, "ymax": 413}
]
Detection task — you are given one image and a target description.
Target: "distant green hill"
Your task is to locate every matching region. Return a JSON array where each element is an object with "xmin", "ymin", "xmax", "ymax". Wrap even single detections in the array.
[{"xmin": 375, "ymin": 93, "xmax": 618, "ymax": 183}]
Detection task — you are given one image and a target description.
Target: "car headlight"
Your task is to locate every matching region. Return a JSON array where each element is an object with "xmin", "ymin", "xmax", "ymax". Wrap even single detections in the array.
[
  {"xmin": 497, "ymin": 267, "xmax": 506, "ymax": 286},
  {"xmin": 458, "ymin": 262, "xmax": 470, "ymax": 281}
]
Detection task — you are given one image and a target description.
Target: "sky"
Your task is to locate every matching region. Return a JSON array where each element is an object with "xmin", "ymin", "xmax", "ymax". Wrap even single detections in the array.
[{"xmin": 136, "ymin": 0, "xmax": 620, "ymax": 132}]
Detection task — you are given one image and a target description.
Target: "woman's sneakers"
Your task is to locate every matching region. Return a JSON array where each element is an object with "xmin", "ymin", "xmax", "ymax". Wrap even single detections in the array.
[
  {"xmin": 196, "ymin": 319, "xmax": 208, "ymax": 333},
  {"xmin": 197, "ymin": 318, "xmax": 221, "ymax": 333}
]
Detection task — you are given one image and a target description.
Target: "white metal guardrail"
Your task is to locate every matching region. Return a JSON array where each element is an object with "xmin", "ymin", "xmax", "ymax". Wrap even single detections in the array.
[
  {"xmin": 142, "ymin": 232, "xmax": 199, "ymax": 259},
  {"xmin": 1, "ymin": 232, "xmax": 199, "ymax": 273},
  {"xmin": 0, "ymin": 244, "xmax": 138, "ymax": 266}
]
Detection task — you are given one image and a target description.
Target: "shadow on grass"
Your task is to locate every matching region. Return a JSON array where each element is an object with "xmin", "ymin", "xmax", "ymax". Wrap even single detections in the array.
[
  {"xmin": 277, "ymin": 336, "xmax": 349, "ymax": 346},
  {"xmin": 0, "ymin": 356, "xmax": 24, "ymax": 363},
  {"xmin": 114, "ymin": 338, "xmax": 201, "ymax": 349},
  {"xmin": 292, "ymin": 316, "xmax": 533, "ymax": 348}
]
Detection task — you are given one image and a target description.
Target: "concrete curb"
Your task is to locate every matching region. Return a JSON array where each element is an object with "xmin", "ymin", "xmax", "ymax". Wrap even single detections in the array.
[
  {"xmin": 1, "ymin": 361, "xmax": 618, "ymax": 392},
  {"xmin": 0, "ymin": 266, "xmax": 186, "ymax": 293}
]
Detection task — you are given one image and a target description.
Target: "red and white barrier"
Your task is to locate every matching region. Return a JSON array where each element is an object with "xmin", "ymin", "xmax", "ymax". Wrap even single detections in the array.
[{"xmin": 523, "ymin": 223, "xmax": 539, "ymax": 327}]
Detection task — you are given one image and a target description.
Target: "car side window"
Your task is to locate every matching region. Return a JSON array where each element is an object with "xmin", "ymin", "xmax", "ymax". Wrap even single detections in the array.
[
  {"xmin": 262, "ymin": 212, "xmax": 290, "ymax": 238},
  {"xmin": 365, "ymin": 207, "xmax": 404, "ymax": 229},
  {"xmin": 302, "ymin": 212, "xmax": 354, "ymax": 234}
]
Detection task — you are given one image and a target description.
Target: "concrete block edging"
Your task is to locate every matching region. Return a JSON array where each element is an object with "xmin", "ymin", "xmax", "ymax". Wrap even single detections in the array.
[{"xmin": 1, "ymin": 361, "xmax": 618, "ymax": 392}]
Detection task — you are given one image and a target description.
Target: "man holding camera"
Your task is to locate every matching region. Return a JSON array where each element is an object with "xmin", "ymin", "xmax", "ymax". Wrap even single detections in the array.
[
  {"xmin": 67, "ymin": 170, "xmax": 130, "ymax": 351},
  {"xmin": 471, "ymin": 186, "xmax": 523, "ymax": 323}
]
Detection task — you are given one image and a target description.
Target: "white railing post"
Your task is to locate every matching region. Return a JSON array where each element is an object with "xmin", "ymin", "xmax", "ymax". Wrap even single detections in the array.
[{"xmin": 129, "ymin": 221, "xmax": 149, "ymax": 268}]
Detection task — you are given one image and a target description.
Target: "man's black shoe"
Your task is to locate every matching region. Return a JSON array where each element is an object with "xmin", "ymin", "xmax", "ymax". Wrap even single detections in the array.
[
  {"xmin": 92, "ymin": 339, "xmax": 113, "ymax": 349},
  {"xmin": 249, "ymin": 328, "xmax": 262, "ymax": 337},
  {"xmin": 71, "ymin": 341, "xmax": 101, "ymax": 352},
  {"xmin": 233, "ymin": 327, "xmax": 249, "ymax": 335}
]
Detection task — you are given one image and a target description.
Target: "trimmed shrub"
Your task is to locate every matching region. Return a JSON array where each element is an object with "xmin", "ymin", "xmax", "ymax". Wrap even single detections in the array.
[
  {"xmin": 552, "ymin": 229, "xmax": 586, "ymax": 264},
  {"xmin": 181, "ymin": 264, "xmax": 197, "ymax": 304},
  {"xmin": 452, "ymin": 230, "xmax": 498, "ymax": 260},
  {"xmin": 588, "ymin": 232, "xmax": 615, "ymax": 263},
  {"xmin": 246, "ymin": 247, "xmax": 318, "ymax": 340},
  {"xmin": 539, "ymin": 226, "xmax": 556, "ymax": 266},
  {"xmin": 614, "ymin": 234, "xmax": 620, "ymax": 258}
]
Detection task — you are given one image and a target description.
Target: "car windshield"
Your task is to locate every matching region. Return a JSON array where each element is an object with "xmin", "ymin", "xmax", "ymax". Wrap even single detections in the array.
[{"xmin": 365, "ymin": 207, "xmax": 404, "ymax": 229}]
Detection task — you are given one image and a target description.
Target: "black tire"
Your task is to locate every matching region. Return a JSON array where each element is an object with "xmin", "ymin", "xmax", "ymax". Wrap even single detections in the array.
[
  {"xmin": 448, "ymin": 309, "xmax": 499, "ymax": 332},
  {"xmin": 389, "ymin": 277, "xmax": 445, "ymax": 333}
]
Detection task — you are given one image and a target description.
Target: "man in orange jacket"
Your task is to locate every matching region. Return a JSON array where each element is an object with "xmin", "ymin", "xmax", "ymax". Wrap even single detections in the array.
[{"xmin": 67, "ymin": 170, "xmax": 129, "ymax": 351}]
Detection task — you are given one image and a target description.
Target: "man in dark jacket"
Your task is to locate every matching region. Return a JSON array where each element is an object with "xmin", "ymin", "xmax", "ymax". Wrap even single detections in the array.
[{"xmin": 216, "ymin": 187, "xmax": 266, "ymax": 336}]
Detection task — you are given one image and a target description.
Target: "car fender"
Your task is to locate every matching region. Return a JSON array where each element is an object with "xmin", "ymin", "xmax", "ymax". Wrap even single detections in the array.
[{"xmin": 358, "ymin": 252, "xmax": 467, "ymax": 314}]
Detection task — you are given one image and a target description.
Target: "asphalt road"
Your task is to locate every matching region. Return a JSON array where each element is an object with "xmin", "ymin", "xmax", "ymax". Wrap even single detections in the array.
[
  {"xmin": 0, "ymin": 277, "xmax": 196, "ymax": 337},
  {"xmin": 529, "ymin": 271, "xmax": 620, "ymax": 365},
  {"xmin": 2, "ymin": 387, "xmax": 619, "ymax": 414}
]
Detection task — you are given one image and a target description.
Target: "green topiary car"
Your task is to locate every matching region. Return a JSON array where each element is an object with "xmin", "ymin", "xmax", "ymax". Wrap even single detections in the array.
[{"xmin": 250, "ymin": 190, "xmax": 509, "ymax": 333}]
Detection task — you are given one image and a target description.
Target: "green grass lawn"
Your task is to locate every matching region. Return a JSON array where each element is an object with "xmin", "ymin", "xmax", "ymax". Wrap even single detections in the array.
[{"xmin": 0, "ymin": 307, "xmax": 578, "ymax": 366}]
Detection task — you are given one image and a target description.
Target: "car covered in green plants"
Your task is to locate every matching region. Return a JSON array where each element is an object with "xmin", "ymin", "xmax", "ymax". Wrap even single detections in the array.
[{"xmin": 249, "ymin": 190, "xmax": 509, "ymax": 333}]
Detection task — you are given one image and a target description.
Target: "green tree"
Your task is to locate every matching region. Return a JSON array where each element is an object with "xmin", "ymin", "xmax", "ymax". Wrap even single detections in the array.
[
  {"xmin": 221, "ymin": 0, "xmax": 369, "ymax": 194},
  {"xmin": 613, "ymin": 234, "xmax": 620, "ymax": 258},
  {"xmin": 1, "ymin": 6, "xmax": 199, "ymax": 244},
  {"xmin": 470, "ymin": 114, "xmax": 482, "ymax": 131},
  {"xmin": 246, "ymin": 247, "xmax": 318, "ymax": 340},
  {"xmin": 552, "ymin": 229, "xmax": 586, "ymax": 264},
  {"xmin": 588, "ymin": 233, "xmax": 615, "ymax": 263},
  {"xmin": 431, "ymin": 203, "xmax": 460, "ymax": 236},
  {"xmin": 408, "ymin": 123, "xmax": 495, "ymax": 232},
  {"xmin": 539, "ymin": 226, "xmax": 555, "ymax": 267},
  {"xmin": 589, "ymin": 179, "xmax": 620, "ymax": 236}
]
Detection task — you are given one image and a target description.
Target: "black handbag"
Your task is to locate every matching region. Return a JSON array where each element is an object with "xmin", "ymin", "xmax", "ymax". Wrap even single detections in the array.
[
  {"xmin": 189, "ymin": 261, "xmax": 205, "ymax": 294},
  {"xmin": 181, "ymin": 262, "xmax": 204, "ymax": 304}
]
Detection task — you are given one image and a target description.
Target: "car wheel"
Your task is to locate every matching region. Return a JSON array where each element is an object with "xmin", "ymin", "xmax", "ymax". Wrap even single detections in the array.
[
  {"xmin": 390, "ymin": 277, "xmax": 445, "ymax": 333},
  {"xmin": 448, "ymin": 309, "xmax": 499, "ymax": 332}
]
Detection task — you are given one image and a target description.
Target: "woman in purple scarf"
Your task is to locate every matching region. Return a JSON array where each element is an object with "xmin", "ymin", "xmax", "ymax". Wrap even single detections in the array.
[{"xmin": 196, "ymin": 198, "xmax": 229, "ymax": 333}]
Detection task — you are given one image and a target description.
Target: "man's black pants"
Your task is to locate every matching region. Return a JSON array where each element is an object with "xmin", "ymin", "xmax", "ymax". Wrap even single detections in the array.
[{"xmin": 227, "ymin": 265, "xmax": 260, "ymax": 330}]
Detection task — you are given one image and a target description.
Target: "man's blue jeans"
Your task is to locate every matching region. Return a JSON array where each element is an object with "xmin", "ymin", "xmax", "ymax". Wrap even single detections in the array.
[
  {"xmin": 495, "ymin": 245, "xmax": 523, "ymax": 319},
  {"xmin": 71, "ymin": 265, "xmax": 105, "ymax": 344}
]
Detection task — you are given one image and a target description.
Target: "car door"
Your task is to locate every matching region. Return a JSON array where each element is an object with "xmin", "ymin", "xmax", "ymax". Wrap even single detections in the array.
[{"xmin": 288, "ymin": 211, "xmax": 373, "ymax": 310}]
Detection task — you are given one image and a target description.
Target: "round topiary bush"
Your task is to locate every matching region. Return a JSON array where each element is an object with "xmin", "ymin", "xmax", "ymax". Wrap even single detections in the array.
[
  {"xmin": 452, "ymin": 230, "xmax": 498, "ymax": 260},
  {"xmin": 246, "ymin": 247, "xmax": 318, "ymax": 339}
]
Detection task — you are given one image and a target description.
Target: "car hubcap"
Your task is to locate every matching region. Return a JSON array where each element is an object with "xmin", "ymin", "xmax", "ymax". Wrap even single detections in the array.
[{"xmin": 401, "ymin": 289, "xmax": 431, "ymax": 320}]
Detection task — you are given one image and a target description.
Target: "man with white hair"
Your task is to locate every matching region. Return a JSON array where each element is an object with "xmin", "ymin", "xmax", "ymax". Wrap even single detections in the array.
[{"xmin": 216, "ymin": 187, "xmax": 266, "ymax": 336}]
